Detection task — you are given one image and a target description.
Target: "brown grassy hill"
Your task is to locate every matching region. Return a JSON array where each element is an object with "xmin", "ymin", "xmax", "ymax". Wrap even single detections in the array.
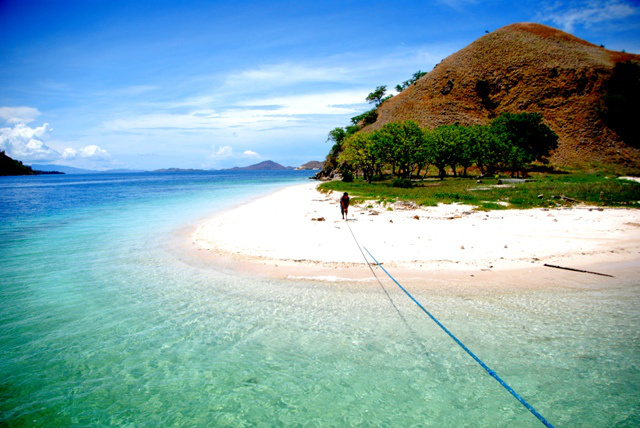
[{"xmin": 363, "ymin": 22, "xmax": 640, "ymax": 171}]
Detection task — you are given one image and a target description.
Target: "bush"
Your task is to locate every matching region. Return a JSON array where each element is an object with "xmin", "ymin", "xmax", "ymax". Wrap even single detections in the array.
[
  {"xmin": 390, "ymin": 178, "xmax": 413, "ymax": 188},
  {"xmin": 350, "ymin": 109, "xmax": 378, "ymax": 126},
  {"xmin": 341, "ymin": 170, "xmax": 354, "ymax": 182}
]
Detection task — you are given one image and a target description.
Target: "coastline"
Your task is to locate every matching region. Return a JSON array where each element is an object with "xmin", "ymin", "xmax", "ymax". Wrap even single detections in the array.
[{"xmin": 191, "ymin": 182, "xmax": 640, "ymax": 285}]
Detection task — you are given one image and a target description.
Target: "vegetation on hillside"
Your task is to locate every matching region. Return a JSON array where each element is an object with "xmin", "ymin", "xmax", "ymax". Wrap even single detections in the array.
[
  {"xmin": 396, "ymin": 70, "xmax": 427, "ymax": 93},
  {"xmin": 335, "ymin": 112, "xmax": 557, "ymax": 182},
  {"xmin": 365, "ymin": 85, "xmax": 393, "ymax": 107},
  {"xmin": 0, "ymin": 151, "xmax": 37, "ymax": 176},
  {"xmin": 362, "ymin": 23, "xmax": 640, "ymax": 171}
]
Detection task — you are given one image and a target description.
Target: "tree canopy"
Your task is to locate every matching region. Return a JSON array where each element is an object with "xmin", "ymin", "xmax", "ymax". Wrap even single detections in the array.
[
  {"xmin": 335, "ymin": 112, "xmax": 558, "ymax": 180},
  {"xmin": 396, "ymin": 70, "xmax": 427, "ymax": 92},
  {"xmin": 366, "ymin": 85, "xmax": 390, "ymax": 107}
]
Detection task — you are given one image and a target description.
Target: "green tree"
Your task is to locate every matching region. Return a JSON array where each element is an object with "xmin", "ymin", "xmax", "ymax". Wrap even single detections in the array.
[
  {"xmin": 350, "ymin": 108, "xmax": 378, "ymax": 126},
  {"xmin": 366, "ymin": 85, "xmax": 389, "ymax": 107},
  {"xmin": 396, "ymin": 70, "xmax": 427, "ymax": 92},
  {"xmin": 468, "ymin": 125, "xmax": 507, "ymax": 175},
  {"xmin": 327, "ymin": 127, "xmax": 346, "ymax": 145},
  {"xmin": 320, "ymin": 127, "xmax": 347, "ymax": 176},
  {"xmin": 490, "ymin": 112, "xmax": 558, "ymax": 176},
  {"xmin": 413, "ymin": 129, "xmax": 432, "ymax": 178},
  {"xmin": 370, "ymin": 130, "xmax": 395, "ymax": 176},
  {"xmin": 453, "ymin": 125, "xmax": 475, "ymax": 177},
  {"xmin": 377, "ymin": 121, "xmax": 423, "ymax": 178},
  {"xmin": 424, "ymin": 125, "xmax": 459, "ymax": 179},
  {"xmin": 338, "ymin": 133, "xmax": 379, "ymax": 183}
]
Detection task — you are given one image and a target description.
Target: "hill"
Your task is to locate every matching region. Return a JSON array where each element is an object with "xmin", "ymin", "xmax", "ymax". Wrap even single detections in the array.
[
  {"xmin": 30, "ymin": 164, "xmax": 96, "ymax": 174},
  {"xmin": 296, "ymin": 161, "xmax": 324, "ymax": 170},
  {"xmin": 2, "ymin": 153, "xmax": 64, "ymax": 176},
  {"xmin": 363, "ymin": 23, "xmax": 640, "ymax": 171},
  {"xmin": 1, "ymin": 151, "xmax": 37, "ymax": 175},
  {"xmin": 224, "ymin": 160, "xmax": 294, "ymax": 171}
]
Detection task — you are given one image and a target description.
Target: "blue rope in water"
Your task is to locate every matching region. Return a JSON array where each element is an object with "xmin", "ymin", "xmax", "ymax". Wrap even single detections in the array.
[{"xmin": 362, "ymin": 246, "xmax": 555, "ymax": 428}]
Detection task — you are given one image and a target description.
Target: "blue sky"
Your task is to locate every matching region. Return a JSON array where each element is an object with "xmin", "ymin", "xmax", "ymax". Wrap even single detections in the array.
[{"xmin": 1, "ymin": 0, "xmax": 639, "ymax": 170}]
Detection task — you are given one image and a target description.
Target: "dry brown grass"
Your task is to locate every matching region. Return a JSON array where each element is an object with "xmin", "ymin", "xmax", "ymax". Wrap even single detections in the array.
[{"xmin": 363, "ymin": 23, "xmax": 640, "ymax": 173}]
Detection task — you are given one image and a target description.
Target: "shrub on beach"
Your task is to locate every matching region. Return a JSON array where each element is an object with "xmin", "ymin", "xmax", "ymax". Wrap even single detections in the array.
[{"xmin": 391, "ymin": 178, "xmax": 413, "ymax": 188}]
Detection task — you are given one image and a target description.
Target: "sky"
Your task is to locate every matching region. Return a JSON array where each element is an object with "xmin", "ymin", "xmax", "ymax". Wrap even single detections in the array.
[{"xmin": 1, "ymin": 0, "xmax": 639, "ymax": 170}]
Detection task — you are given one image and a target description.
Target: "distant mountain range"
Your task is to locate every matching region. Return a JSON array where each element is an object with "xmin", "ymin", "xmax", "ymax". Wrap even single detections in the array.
[
  {"xmin": 222, "ymin": 160, "xmax": 294, "ymax": 171},
  {"xmin": 18, "ymin": 160, "xmax": 317, "ymax": 174},
  {"xmin": 29, "ymin": 164, "xmax": 145, "ymax": 174}
]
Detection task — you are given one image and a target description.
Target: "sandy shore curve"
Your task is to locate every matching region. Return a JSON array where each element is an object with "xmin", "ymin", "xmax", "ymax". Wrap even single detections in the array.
[{"xmin": 191, "ymin": 182, "xmax": 640, "ymax": 283}]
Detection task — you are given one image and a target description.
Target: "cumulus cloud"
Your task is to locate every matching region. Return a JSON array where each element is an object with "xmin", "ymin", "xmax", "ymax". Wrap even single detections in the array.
[
  {"xmin": 0, "ymin": 122, "xmax": 59, "ymax": 161},
  {"xmin": 213, "ymin": 145, "xmax": 233, "ymax": 158},
  {"xmin": 0, "ymin": 106, "xmax": 41, "ymax": 124},
  {"xmin": 62, "ymin": 148, "xmax": 77, "ymax": 159},
  {"xmin": 208, "ymin": 145, "xmax": 263, "ymax": 168},
  {"xmin": 0, "ymin": 120, "xmax": 111, "ymax": 165},
  {"xmin": 61, "ymin": 145, "xmax": 111, "ymax": 161},
  {"xmin": 539, "ymin": 0, "xmax": 639, "ymax": 32}
]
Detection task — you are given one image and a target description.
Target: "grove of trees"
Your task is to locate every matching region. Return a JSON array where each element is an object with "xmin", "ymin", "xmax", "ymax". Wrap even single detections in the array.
[{"xmin": 331, "ymin": 112, "xmax": 558, "ymax": 182}]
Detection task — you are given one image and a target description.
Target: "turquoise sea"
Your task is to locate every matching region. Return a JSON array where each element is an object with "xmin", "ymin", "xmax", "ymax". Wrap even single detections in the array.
[{"xmin": 1, "ymin": 171, "xmax": 638, "ymax": 427}]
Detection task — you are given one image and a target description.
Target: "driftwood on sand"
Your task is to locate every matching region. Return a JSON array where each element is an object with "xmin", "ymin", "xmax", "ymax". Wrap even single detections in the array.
[{"xmin": 543, "ymin": 263, "xmax": 614, "ymax": 277}]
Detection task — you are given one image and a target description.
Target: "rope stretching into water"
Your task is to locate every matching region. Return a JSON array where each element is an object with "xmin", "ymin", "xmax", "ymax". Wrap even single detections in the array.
[
  {"xmin": 344, "ymin": 220, "xmax": 554, "ymax": 428},
  {"xmin": 344, "ymin": 218, "xmax": 415, "ymax": 332}
]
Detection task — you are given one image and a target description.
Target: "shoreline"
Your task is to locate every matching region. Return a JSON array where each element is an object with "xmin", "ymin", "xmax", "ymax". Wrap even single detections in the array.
[{"xmin": 190, "ymin": 182, "xmax": 640, "ymax": 286}]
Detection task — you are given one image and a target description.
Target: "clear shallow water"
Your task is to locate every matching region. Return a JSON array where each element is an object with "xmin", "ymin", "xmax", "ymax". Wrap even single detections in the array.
[{"xmin": 1, "ymin": 172, "xmax": 639, "ymax": 427}]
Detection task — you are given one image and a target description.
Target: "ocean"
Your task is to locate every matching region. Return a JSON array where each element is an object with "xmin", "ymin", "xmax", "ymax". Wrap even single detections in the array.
[{"xmin": 1, "ymin": 171, "xmax": 638, "ymax": 427}]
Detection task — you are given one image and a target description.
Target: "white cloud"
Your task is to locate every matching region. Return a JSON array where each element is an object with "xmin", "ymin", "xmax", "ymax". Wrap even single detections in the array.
[
  {"xmin": 225, "ymin": 63, "xmax": 350, "ymax": 88},
  {"xmin": 207, "ymin": 145, "xmax": 263, "ymax": 168},
  {"xmin": 62, "ymin": 145, "xmax": 111, "ymax": 161},
  {"xmin": 240, "ymin": 90, "xmax": 369, "ymax": 116},
  {"xmin": 62, "ymin": 148, "xmax": 78, "ymax": 159},
  {"xmin": 80, "ymin": 145, "xmax": 110, "ymax": 160},
  {"xmin": 105, "ymin": 110, "xmax": 295, "ymax": 132},
  {"xmin": 103, "ymin": 89, "xmax": 368, "ymax": 134},
  {"xmin": 539, "ymin": 0, "xmax": 639, "ymax": 32},
  {"xmin": 213, "ymin": 145, "xmax": 233, "ymax": 157},
  {"xmin": 0, "ymin": 106, "xmax": 42, "ymax": 124},
  {"xmin": 0, "ymin": 121, "xmax": 111, "ymax": 166},
  {"xmin": 0, "ymin": 122, "xmax": 59, "ymax": 161}
]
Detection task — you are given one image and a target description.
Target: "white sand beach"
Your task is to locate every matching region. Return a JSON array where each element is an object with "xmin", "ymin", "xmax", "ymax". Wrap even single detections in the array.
[{"xmin": 192, "ymin": 182, "xmax": 640, "ymax": 283}]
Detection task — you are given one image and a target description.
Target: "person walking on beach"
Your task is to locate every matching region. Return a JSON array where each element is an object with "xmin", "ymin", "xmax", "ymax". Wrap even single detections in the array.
[{"xmin": 340, "ymin": 192, "xmax": 350, "ymax": 220}]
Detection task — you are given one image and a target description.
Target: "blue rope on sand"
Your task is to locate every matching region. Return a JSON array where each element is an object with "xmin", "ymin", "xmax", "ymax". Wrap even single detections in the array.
[{"xmin": 343, "ymin": 222, "xmax": 554, "ymax": 427}]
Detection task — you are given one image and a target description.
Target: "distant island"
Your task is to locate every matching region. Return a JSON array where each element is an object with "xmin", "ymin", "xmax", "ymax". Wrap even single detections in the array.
[
  {"xmin": 1, "ymin": 152, "xmax": 64, "ymax": 176},
  {"xmin": 2, "ymin": 156, "xmax": 320, "ymax": 175},
  {"xmin": 295, "ymin": 161, "xmax": 323, "ymax": 171},
  {"xmin": 222, "ymin": 160, "xmax": 294, "ymax": 171},
  {"xmin": 30, "ymin": 164, "xmax": 145, "ymax": 174}
]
